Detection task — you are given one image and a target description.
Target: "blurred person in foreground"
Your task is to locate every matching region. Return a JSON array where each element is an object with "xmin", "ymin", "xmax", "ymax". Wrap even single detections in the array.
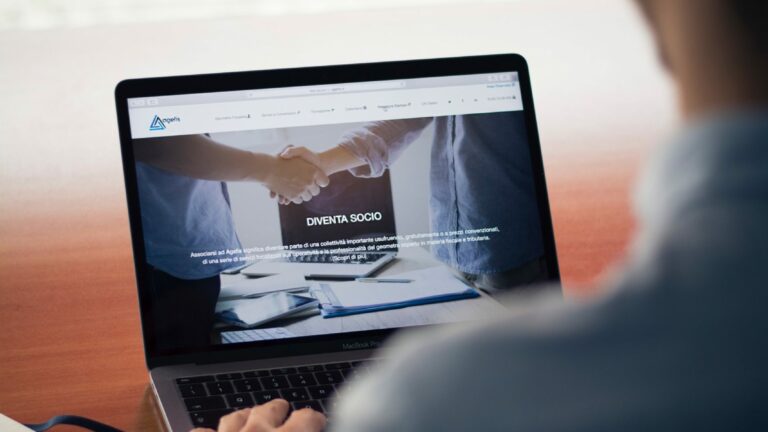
[{"xmin": 195, "ymin": 0, "xmax": 768, "ymax": 430}]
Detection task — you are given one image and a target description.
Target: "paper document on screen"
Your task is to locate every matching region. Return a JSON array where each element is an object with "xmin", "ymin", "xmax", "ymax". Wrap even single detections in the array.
[
  {"xmin": 219, "ymin": 273, "xmax": 309, "ymax": 299},
  {"xmin": 322, "ymin": 266, "xmax": 472, "ymax": 308}
]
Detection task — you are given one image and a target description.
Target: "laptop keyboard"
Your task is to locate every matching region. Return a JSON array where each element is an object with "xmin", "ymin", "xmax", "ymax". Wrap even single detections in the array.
[
  {"xmin": 286, "ymin": 252, "xmax": 386, "ymax": 265},
  {"xmin": 177, "ymin": 360, "xmax": 375, "ymax": 429}
]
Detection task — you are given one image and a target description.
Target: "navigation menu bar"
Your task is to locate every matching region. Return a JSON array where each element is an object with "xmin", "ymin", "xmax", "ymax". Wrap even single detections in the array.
[{"xmin": 128, "ymin": 72, "xmax": 522, "ymax": 139}]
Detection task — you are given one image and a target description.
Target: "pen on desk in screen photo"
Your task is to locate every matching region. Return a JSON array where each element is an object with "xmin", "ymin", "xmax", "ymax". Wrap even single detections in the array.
[{"xmin": 356, "ymin": 278, "xmax": 413, "ymax": 283}]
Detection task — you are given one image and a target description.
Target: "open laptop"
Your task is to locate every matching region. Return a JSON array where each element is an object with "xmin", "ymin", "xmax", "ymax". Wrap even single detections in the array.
[
  {"xmin": 241, "ymin": 170, "xmax": 398, "ymax": 279},
  {"xmin": 115, "ymin": 54, "xmax": 561, "ymax": 431}
]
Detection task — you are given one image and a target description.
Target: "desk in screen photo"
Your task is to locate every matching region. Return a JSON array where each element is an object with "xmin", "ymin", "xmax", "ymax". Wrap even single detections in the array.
[{"xmin": 214, "ymin": 247, "xmax": 507, "ymax": 342}]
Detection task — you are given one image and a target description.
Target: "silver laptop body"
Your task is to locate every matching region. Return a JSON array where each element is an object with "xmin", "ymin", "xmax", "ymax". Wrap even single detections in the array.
[{"xmin": 114, "ymin": 54, "xmax": 560, "ymax": 431}]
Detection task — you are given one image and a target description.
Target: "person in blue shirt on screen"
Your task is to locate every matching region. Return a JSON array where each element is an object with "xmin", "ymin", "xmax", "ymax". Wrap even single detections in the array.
[{"xmin": 133, "ymin": 133, "xmax": 329, "ymax": 350}]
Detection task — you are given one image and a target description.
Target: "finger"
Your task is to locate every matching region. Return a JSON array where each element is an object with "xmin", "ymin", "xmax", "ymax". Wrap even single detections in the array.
[
  {"xmin": 300, "ymin": 190, "xmax": 312, "ymax": 202},
  {"xmin": 308, "ymin": 184, "xmax": 321, "ymax": 196},
  {"xmin": 287, "ymin": 147, "xmax": 319, "ymax": 165},
  {"xmin": 216, "ymin": 408, "xmax": 251, "ymax": 432},
  {"xmin": 279, "ymin": 408, "xmax": 327, "ymax": 432},
  {"xmin": 315, "ymin": 171, "xmax": 330, "ymax": 188},
  {"xmin": 280, "ymin": 145, "xmax": 302, "ymax": 159},
  {"xmin": 278, "ymin": 144, "xmax": 295, "ymax": 158},
  {"xmin": 291, "ymin": 195, "xmax": 304, "ymax": 205},
  {"xmin": 241, "ymin": 399, "xmax": 290, "ymax": 432}
]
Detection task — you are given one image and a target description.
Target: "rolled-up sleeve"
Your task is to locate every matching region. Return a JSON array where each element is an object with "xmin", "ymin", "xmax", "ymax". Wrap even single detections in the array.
[{"xmin": 339, "ymin": 118, "xmax": 433, "ymax": 177}]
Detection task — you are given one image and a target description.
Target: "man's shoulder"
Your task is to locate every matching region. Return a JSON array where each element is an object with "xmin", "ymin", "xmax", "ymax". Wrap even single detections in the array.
[{"xmin": 333, "ymin": 289, "xmax": 658, "ymax": 431}]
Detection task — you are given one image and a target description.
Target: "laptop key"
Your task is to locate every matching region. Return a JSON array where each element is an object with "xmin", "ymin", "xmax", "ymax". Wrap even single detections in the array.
[
  {"xmin": 270, "ymin": 367, "xmax": 297, "ymax": 375},
  {"xmin": 324, "ymin": 362, "xmax": 350, "ymax": 370},
  {"xmin": 307, "ymin": 385, "xmax": 334, "ymax": 400},
  {"xmin": 233, "ymin": 378, "xmax": 262, "ymax": 392},
  {"xmin": 189, "ymin": 408, "xmax": 233, "ymax": 429},
  {"xmin": 297, "ymin": 365, "xmax": 323, "ymax": 373},
  {"xmin": 291, "ymin": 400, "xmax": 324, "ymax": 413},
  {"xmin": 280, "ymin": 388, "xmax": 310, "ymax": 402},
  {"xmin": 260, "ymin": 375, "xmax": 290, "ymax": 389},
  {"xmin": 288, "ymin": 373, "xmax": 317, "ymax": 387},
  {"xmin": 185, "ymin": 396, "xmax": 226, "ymax": 412},
  {"xmin": 179, "ymin": 383, "xmax": 206, "ymax": 398},
  {"xmin": 216, "ymin": 372, "xmax": 243, "ymax": 381},
  {"xmin": 177, "ymin": 375, "xmax": 215, "ymax": 384},
  {"xmin": 320, "ymin": 398, "xmax": 338, "ymax": 412},
  {"xmin": 206, "ymin": 381, "xmax": 235, "ymax": 395},
  {"xmin": 252, "ymin": 390, "xmax": 281, "ymax": 404},
  {"xmin": 315, "ymin": 370, "xmax": 343, "ymax": 385},
  {"xmin": 343, "ymin": 367, "xmax": 365, "ymax": 380},
  {"xmin": 226, "ymin": 393, "xmax": 254, "ymax": 408},
  {"xmin": 244, "ymin": 370, "xmax": 271, "ymax": 378}
]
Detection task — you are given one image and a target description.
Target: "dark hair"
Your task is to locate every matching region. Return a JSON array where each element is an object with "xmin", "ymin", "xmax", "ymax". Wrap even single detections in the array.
[{"xmin": 635, "ymin": 0, "xmax": 768, "ymax": 47}]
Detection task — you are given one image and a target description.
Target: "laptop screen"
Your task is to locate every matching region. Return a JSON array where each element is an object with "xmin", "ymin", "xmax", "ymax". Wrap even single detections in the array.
[{"xmin": 126, "ymin": 69, "xmax": 552, "ymax": 353}]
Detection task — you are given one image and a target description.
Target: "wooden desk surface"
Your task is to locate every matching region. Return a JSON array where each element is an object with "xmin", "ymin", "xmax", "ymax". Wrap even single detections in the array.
[{"xmin": 0, "ymin": 1, "xmax": 674, "ymax": 430}]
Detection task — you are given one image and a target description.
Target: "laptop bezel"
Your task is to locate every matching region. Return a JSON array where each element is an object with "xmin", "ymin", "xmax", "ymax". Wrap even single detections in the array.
[{"xmin": 114, "ymin": 54, "xmax": 561, "ymax": 369}]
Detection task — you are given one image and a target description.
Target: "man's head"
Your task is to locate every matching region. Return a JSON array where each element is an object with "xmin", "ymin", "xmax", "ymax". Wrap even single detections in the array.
[{"xmin": 635, "ymin": 0, "xmax": 768, "ymax": 118}]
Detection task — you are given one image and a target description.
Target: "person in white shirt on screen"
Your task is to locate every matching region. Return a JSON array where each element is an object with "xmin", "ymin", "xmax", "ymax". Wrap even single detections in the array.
[
  {"xmin": 277, "ymin": 112, "xmax": 549, "ymax": 293},
  {"xmin": 198, "ymin": 0, "xmax": 768, "ymax": 430}
]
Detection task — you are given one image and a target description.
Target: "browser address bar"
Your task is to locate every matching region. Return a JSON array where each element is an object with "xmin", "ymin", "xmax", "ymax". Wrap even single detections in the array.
[{"xmin": 245, "ymin": 80, "xmax": 406, "ymax": 99}]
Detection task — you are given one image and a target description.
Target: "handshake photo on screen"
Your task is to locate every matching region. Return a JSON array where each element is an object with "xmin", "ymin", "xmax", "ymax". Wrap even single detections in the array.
[{"xmin": 133, "ymin": 112, "xmax": 548, "ymax": 352}]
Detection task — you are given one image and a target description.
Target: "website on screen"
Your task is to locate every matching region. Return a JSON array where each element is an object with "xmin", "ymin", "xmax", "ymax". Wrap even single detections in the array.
[{"xmin": 128, "ymin": 72, "xmax": 547, "ymax": 351}]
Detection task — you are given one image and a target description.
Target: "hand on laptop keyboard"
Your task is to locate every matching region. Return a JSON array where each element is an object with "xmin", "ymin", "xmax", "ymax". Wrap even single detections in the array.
[
  {"xmin": 181, "ymin": 360, "xmax": 373, "ymax": 430},
  {"xmin": 191, "ymin": 399, "xmax": 325, "ymax": 432}
]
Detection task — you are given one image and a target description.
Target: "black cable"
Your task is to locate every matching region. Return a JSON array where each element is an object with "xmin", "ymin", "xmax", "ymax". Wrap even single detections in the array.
[{"xmin": 24, "ymin": 414, "xmax": 123, "ymax": 432}]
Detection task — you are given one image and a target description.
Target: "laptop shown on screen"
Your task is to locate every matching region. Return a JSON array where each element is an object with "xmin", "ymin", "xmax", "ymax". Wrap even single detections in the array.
[
  {"xmin": 115, "ymin": 54, "xmax": 560, "ymax": 431},
  {"xmin": 241, "ymin": 170, "xmax": 397, "ymax": 279}
]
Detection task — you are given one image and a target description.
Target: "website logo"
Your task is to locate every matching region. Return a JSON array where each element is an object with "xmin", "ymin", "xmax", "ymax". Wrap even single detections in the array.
[
  {"xmin": 149, "ymin": 115, "xmax": 166, "ymax": 131},
  {"xmin": 149, "ymin": 114, "xmax": 181, "ymax": 131}
]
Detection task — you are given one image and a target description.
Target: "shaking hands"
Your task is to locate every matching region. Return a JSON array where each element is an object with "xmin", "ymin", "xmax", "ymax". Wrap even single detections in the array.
[
  {"xmin": 265, "ymin": 146, "xmax": 329, "ymax": 205},
  {"xmin": 264, "ymin": 144, "xmax": 363, "ymax": 205}
]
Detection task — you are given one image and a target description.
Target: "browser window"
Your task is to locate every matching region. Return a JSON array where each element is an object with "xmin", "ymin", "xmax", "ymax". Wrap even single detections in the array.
[{"xmin": 127, "ymin": 72, "xmax": 546, "ymax": 351}]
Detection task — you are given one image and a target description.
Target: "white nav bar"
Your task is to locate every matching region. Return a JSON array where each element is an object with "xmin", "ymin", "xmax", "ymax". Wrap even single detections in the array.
[{"xmin": 128, "ymin": 75, "xmax": 522, "ymax": 139}]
